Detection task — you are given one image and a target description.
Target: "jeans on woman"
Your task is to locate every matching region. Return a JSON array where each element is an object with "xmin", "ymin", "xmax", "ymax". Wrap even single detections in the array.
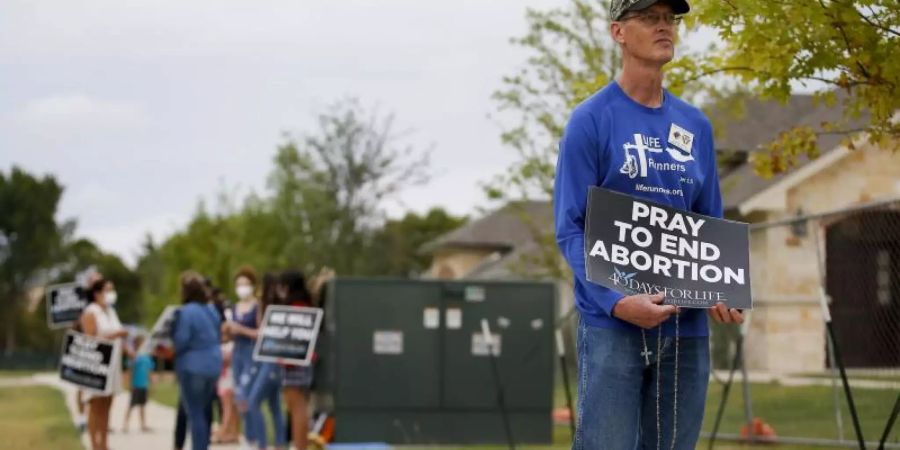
[
  {"xmin": 245, "ymin": 362, "xmax": 286, "ymax": 449},
  {"xmin": 177, "ymin": 371, "xmax": 219, "ymax": 450},
  {"xmin": 232, "ymin": 341, "xmax": 255, "ymax": 442},
  {"xmin": 174, "ymin": 395, "xmax": 213, "ymax": 450}
]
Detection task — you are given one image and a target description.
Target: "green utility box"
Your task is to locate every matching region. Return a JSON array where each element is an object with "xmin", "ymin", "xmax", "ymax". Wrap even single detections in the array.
[{"xmin": 314, "ymin": 278, "xmax": 556, "ymax": 445}]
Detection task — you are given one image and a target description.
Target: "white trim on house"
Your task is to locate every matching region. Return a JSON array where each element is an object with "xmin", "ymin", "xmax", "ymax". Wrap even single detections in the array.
[{"xmin": 738, "ymin": 146, "xmax": 851, "ymax": 215}]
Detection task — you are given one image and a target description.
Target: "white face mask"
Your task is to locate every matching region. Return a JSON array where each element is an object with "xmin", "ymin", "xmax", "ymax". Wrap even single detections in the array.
[
  {"xmin": 105, "ymin": 292, "xmax": 118, "ymax": 306},
  {"xmin": 236, "ymin": 285, "xmax": 254, "ymax": 300}
]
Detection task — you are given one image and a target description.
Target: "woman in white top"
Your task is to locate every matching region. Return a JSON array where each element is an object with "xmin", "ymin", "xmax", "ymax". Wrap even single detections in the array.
[{"xmin": 80, "ymin": 278, "xmax": 127, "ymax": 450}]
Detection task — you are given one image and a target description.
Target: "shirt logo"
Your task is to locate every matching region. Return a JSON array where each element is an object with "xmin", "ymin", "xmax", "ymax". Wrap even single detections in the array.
[
  {"xmin": 620, "ymin": 133, "xmax": 663, "ymax": 179},
  {"xmin": 619, "ymin": 132, "xmax": 689, "ymax": 180},
  {"xmin": 666, "ymin": 123, "xmax": 695, "ymax": 162}
]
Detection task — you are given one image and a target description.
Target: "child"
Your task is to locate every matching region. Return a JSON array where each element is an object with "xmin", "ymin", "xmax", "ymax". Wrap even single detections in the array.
[{"xmin": 122, "ymin": 334, "xmax": 155, "ymax": 432}]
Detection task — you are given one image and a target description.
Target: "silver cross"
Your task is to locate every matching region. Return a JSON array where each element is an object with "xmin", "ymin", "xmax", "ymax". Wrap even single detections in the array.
[{"xmin": 641, "ymin": 347, "xmax": 653, "ymax": 365}]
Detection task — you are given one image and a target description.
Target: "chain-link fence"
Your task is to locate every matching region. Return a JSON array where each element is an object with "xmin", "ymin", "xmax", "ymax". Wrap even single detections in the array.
[{"xmin": 554, "ymin": 198, "xmax": 900, "ymax": 448}]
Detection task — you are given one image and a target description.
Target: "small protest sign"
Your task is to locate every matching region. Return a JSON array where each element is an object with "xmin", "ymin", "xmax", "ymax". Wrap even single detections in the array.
[
  {"xmin": 46, "ymin": 283, "xmax": 88, "ymax": 329},
  {"xmin": 139, "ymin": 305, "xmax": 179, "ymax": 354},
  {"xmin": 585, "ymin": 187, "xmax": 752, "ymax": 309},
  {"xmin": 59, "ymin": 330, "xmax": 120, "ymax": 394},
  {"xmin": 253, "ymin": 305, "xmax": 323, "ymax": 366}
]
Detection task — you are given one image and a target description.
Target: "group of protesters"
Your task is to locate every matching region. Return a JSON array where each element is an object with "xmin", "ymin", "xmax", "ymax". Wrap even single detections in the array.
[{"xmin": 72, "ymin": 265, "xmax": 330, "ymax": 450}]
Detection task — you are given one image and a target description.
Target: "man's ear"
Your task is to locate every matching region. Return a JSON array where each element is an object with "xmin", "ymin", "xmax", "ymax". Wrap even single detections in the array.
[{"xmin": 610, "ymin": 22, "xmax": 626, "ymax": 45}]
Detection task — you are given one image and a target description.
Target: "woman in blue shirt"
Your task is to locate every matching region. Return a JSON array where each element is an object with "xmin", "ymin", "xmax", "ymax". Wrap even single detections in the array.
[{"xmin": 172, "ymin": 271, "xmax": 223, "ymax": 450}]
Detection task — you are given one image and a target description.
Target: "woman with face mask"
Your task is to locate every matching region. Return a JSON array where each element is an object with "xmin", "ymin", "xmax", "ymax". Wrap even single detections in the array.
[
  {"xmin": 79, "ymin": 278, "xmax": 128, "ymax": 450},
  {"xmin": 221, "ymin": 265, "xmax": 262, "ymax": 448},
  {"xmin": 239, "ymin": 272, "xmax": 287, "ymax": 450}
]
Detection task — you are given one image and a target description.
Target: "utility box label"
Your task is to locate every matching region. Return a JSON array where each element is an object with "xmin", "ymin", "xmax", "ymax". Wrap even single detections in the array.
[
  {"xmin": 465, "ymin": 286, "xmax": 486, "ymax": 302},
  {"xmin": 471, "ymin": 332, "xmax": 501, "ymax": 357},
  {"xmin": 446, "ymin": 308, "xmax": 462, "ymax": 329},
  {"xmin": 423, "ymin": 307, "xmax": 440, "ymax": 329},
  {"xmin": 373, "ymin": 330, "xmax": 404, "ymax": 355}
]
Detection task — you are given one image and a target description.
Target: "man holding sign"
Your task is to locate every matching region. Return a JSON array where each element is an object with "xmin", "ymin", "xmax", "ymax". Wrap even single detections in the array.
[{"xmin": 553, "ymin": 0, "xmax": 743, "ymax": 448}]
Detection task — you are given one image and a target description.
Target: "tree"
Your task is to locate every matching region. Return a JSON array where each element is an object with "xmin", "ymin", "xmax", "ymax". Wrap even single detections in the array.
[
  {"xmin": 364, "ymin": 208, "xmax": 468, "ymax": 277},
  {"xmin": 137, "ymin": 200, "xmax": 274, "ymax": 322},
  {"xmin": 0, "ymin": 167, "xmax": 64, "ymax": 354},
  {"xmin": 489, "ymin": 0, "xmax": 618, "ymax": 203},
  {"xmin": 18, "ymin": 239, "xmax": 143, "ymax": 353},
  {"xmin": 487, "ymin": 0, "xmax": 624, "ymax": 284},
  {"xmin": 685, "ymin": 0, "xmax": 899, "ymax": 177},
  {"xmin": 57, "ymin": 239, "xmax": 142, "ymax": 323},
  {"xmin": 135, "ymin": 98, "xmax": 433, "ymax": 318},
  {"xmin": 268, "ymin": 98, "xmax": 431, "ymax": 275}
]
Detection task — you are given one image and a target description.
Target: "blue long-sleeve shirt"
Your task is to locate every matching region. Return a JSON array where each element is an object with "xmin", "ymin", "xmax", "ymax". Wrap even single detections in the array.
[
  {"xmin": 554, "ymin": 81, "xmax": 723, "ymax": 337},
  {"xmin": 173, "ymin": 302, "xmax": 223, "ymax": 377}
]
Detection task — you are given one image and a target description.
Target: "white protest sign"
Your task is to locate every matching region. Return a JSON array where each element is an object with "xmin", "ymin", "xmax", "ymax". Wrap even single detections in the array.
[
  {"xmin": 59, "ymin": 330, "xmax": 121, "ymax": 395},
  {"xmin": 253, "ymin": 305, "xmax": 323, "ymax": 366},
  {"xmin": 46, "ymin": 283, "xmax": 88, "ymax": 329}
]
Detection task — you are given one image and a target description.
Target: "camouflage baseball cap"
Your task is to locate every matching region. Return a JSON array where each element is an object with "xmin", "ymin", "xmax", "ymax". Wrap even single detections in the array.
[{"xmin": 610, "ymin": 0, "xmax": 690, "ymax": 21}]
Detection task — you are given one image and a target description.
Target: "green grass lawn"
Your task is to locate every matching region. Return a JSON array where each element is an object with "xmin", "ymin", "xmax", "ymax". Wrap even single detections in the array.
[
  {"xmin": 0, "ymin": 370, "xmax": 36, "ymax": 379},
  {"xmin": 796, "ymin": 371, "xmax": 900, "ymax": 383},
  {"xmin": 149, "ymin": 373, "xmax": 179, "ymax": 408},
  {"xmin": 0, "ymin": 385, "xmax": 82, "ymax": 450},
  {"xmin": 702, "ymin": 382, "xmax": 898, "ymax": 442},
  {"xmin": 151, "ymin": 374, "xmax": 898, "ymax": 450}
]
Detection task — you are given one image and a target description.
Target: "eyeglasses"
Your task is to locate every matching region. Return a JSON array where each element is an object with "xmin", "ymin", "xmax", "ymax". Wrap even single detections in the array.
[{"xmin": 619, "ymin": 11, "xmax": 683, "ymax": 26}]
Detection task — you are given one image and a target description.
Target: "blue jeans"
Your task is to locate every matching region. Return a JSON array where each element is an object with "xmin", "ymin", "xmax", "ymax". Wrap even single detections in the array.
[
  {"xmin": 573, "ymin": 321, "xmax": 710, "ymax": 450},
  {"xmin": 232, "ymin": 342, "xmax": 255, "ymax": 442},
  {"xmin": 245, "ymin": 362, "xmax": 286, "ymax": 449},
  {"xmin": 177, "ymin": 371, "xmax": 218, "ymax": 450}
]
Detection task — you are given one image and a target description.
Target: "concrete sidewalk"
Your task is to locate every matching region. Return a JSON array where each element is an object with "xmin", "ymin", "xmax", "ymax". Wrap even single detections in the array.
[{"xmin": 33, "ymin": 373, "xmax": 240, "ymax": 450}]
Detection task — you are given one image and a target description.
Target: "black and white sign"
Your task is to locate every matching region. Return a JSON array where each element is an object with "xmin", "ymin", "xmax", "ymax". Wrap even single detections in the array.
[
  {"xmin": 140, "ymin": 306, "xmax": 179, "ymax": 354},
  {"xmin": 253, "ymin": 305, "xmax": 323, "ymax": 366},
  {"xmin": 59, "ymin": 330, "xmax": 120, "ymax": 394},
  {"xmin": 46, "ymin": 283, "xmax": 88, "ymax": 329},
  {"xmin": 585, "ymin": 187, "xmax": 752, "ymax": 309}
]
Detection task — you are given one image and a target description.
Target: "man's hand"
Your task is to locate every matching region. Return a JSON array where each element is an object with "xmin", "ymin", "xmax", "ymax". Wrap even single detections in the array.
[
  {"xmin": 708, "ymin": 302, "xmax": 743, "ymax": 324},
  {"xmin": 612, "ymin": 293, "xmax": 677, "ymax": 329}
]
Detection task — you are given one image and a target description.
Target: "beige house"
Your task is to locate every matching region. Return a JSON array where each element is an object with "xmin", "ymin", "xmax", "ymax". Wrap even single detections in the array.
[
  {"xmin": 423, "ymin": 95, "xmax": 900, "ymax": 375},
  {"xmin": 717, "ymin": 97, "xmax": 900, "ymax": 375},
  {"xmin": 419, "ymin": 201, "xmax": 574, "ymax": 317}
]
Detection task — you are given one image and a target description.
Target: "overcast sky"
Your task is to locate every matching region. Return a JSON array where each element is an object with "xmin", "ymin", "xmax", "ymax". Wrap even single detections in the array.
[{"xmin": 3, "ymin": 0, "xmax": 718, "ymax": 265}]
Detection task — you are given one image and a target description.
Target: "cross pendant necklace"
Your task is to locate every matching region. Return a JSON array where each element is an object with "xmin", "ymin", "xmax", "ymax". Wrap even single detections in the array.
[{"xmin": 641, "ymin": 347, "xmax": 653, "ymax": 365}]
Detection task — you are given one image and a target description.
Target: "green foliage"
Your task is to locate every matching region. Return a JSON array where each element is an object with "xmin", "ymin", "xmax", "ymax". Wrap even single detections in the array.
[
  {"xmin": 60, "ymin": 239, "xmax": 142, "ymax": 323},
  {"xmin": 686, "ymin": 0, "xmax": 899, "ymax": 178},
  {"xmin": 138, "ymin": 99, "xmax": 455, "ymax": 320},
  {"xmin": 491, "ymin": 0, "xmax": 617, "ymax": 202},
  {"xmin": 0, "ymin": 167, "xmax": 64, "ymax": 352},
  {"xmin": 1, "ymin": 166, "xmax": 141, "ymax": 352},
  {"xmin": 269, "ymin": 98, "xmax": 431, "ymax": 275},
  {"xmin": 367, "ymin": 208, "xmax": 468, "ymax": 278}
]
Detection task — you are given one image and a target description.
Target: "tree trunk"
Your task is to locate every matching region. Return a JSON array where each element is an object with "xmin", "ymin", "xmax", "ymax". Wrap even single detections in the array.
[
  {"xmin": 4, "ymin": 317, "xmax": 15, "ymax": 356},
  {"xmin": 3, "ymin": 292, "xmax": 19, "ymax": 356}
]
